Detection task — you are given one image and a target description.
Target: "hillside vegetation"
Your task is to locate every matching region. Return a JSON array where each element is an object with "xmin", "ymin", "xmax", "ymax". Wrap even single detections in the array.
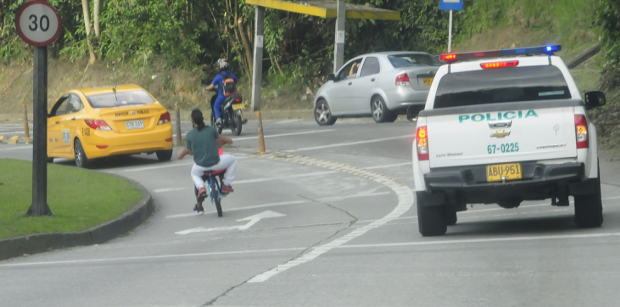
[{"xmin": 1, "ymin": 0, "xmax": 618, "ymax": 133}]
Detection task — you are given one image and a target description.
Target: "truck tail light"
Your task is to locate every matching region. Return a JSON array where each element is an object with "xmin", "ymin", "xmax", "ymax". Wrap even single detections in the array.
[
  {"xmin": 416, "ymin": 126, "xmax": 429, "ymax": 161},
  {"xmin": 575, "ymin": 114, "xmax": 588, "ymax": 149},
  {"xmin": 84, "ymin": 119, "xmax": 112, "ymax": 130},
  {"xmin": 480, "ymin": 60, "xmax": 519, "ymax": 69},
  {"xmin": 158, "ymin": 112, "xmax": 171, "ymax": 125},
  {"xmin": 395, "ymin": 73, "xmax": 411, "ymax": 86}
]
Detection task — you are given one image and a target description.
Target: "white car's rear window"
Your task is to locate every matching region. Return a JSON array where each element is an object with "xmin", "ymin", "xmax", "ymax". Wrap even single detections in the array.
[{"xmin": 388, "ymin": 54, "xmax": 441, "ymax": 67}]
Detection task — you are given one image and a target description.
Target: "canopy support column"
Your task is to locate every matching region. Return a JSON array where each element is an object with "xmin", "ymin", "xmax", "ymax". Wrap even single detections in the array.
[{"xmin": 333, "ymin": 0, "xmax": 345, "ymax": 74}]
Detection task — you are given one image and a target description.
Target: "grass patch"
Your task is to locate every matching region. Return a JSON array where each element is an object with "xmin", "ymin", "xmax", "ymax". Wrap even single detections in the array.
[{"xmin": 0, "ymin": 159, "xmax": 143, "ymax": 239}]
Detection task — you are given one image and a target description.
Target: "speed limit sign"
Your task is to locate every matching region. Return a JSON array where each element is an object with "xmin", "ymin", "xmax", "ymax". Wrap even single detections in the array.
[{"xmin": 16, "ymin": 1, "xmax": 62, "ymax": 47}]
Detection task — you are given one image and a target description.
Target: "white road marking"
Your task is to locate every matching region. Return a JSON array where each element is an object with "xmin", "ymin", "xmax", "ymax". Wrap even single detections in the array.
[
  {"xmin": 340, "ymin": 232, "xmax": 620, "ymax": 249},
  {"xmin": 153, "ymin": 187, "xmax": 187, "ymax": 193},
  {"xmin": 286, "ymin": 135, "xmax": 412, "ymax": 152},
  {"xmin": 118, "ymin": 162, "xmax": 194, "ymax": 172},
  {"xmin": 233, "ymin": 130, "xmax": 334, "ymax": 141},
  {"xmin": 7, "ymin": 232, "xmax": 620, "ymax": 268},
  {"xmin": 0, "ymin": 247, "xmax": 308, "ymax": 267},
  {"xmin": 176, "ymin": 210, "xmax": 286, "ymax": 234},
  {"xmin": 0, "ymin": 146, "xmax": 32, "ymax": 151},
  {"xmin": 247, "ymin": 153, "xmax": 413, "ymax": 283},
  {"xmin": 365, "ymin": 162, "xmax": 412, "ymax": 170},
  {"xmin": 112, "ymin": 155, "xmax": 249, "ymax": 173},
  {"xmin": 275, "ymin": 119, "xmax": 301, "ymax": 124},
  {"xmin": 153, "ymin": 164, "xmax": 406, "ymax": 193},
  {"xmin": 165, "ymin": 192, "xmax": 391, "ymax": 219}
]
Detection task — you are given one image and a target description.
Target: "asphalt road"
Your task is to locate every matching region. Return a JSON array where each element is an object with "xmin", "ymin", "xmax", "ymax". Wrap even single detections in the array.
[{"xmin": 2, "ymin": 117, "xmax": 620, "ymax": 307}]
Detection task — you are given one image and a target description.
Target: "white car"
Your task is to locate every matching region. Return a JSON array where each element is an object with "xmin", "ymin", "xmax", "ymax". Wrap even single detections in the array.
[
  {"xmin": 410, "ymin": 45, "xmax": 606, "ymax": 236},
  {"xmin": 314, "ymin": 52, "xmax": 441, "ymax": 125}
]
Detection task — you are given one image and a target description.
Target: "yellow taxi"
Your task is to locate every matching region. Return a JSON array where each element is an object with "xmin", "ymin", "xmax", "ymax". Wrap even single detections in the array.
[{"xmin": 47, "ymin": 84, "xmax": 173, "ymax": 168}]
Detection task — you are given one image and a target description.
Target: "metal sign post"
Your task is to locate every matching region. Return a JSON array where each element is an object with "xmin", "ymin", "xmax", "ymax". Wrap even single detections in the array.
[
  {"xmin": 440, "ymin": 0, "xmax": 463, "ymax": 52},
  {"xmin": 16, "ymin": 1, "xmax": 62, "ymax": 216}
]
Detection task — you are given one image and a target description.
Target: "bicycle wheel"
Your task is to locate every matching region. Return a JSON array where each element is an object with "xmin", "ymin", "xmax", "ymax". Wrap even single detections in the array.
[{"xmin": 210, "ymin": 179, "xmax": 223, "ymax": 217}]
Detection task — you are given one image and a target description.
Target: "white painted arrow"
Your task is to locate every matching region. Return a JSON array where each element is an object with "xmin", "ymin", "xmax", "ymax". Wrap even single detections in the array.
[{"xmin": 175, "ymin": 210, "xmax": 286, "ymax": 235}]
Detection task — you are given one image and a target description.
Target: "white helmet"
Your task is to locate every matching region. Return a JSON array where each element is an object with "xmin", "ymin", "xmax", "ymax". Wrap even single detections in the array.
[{"xmin": 217, "ymin": 58, "xmax": 230, "ymax": 71}]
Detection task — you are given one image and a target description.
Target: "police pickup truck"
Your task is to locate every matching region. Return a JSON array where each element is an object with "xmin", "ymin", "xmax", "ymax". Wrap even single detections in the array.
[{"xmin": 408, "ymin": 45, "xmax": 607, "ymax": 236}]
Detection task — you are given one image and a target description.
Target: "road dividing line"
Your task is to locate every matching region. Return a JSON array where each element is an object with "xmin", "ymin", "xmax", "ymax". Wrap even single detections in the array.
[
  {"xmin": 153, "ymin": 187, "xmax": 187, "ymax": 193},
  {"xmin": 118, "ymin": 162, "xmax": 194, "ymax": 172},
  {"xmin": 233, "ymin": 129, "xmax": 334, "ymax": 141},
  {"xmin": 365, "ymin": 162, "xmax": 412, "ymax": 170},
  {"xmin": 286, "ymin": 135, "xmax": 412, "ymax": 152},
  {"xmin": 0, "ymin": 146, "xmax": 32, "ymax": 151},
  {"xmin": 275, "ymin": 119, "xmax": 302, "ymax": 124},
  {"xmin": 340, "ymin": 232, "xmax": 620, "ymax": 249},
  {"xmin": 247, "ymin": 152, "xmax": 414, "ymax": 283},
  {"xmin": 115, "ymin": 155, "xmax": 249, "ymax": 173},
  {"xmin": 0, "ymin": 247, "xmax": 308, "ymax": 267}
]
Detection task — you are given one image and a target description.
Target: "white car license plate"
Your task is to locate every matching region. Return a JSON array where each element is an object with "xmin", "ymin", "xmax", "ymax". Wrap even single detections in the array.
[{"xmin": 125, "ymin": 119, "xmax": 144, "ymax": 130}]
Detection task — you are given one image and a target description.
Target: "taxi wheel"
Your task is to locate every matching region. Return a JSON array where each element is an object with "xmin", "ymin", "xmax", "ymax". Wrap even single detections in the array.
[
  {"xmin": 314, "ymin": 99, "xmax": 336, "ymax": 126},
  {"xmin": 371, "ymin": 96, "xmax": 395, "ymax": 123},
  {"xmin": 156, "ymin": 150, "xmax": 173, "ymax": 161},
  {"xmin": 74, "ymin": 139, "xmax": 91, "ymax": 168}
]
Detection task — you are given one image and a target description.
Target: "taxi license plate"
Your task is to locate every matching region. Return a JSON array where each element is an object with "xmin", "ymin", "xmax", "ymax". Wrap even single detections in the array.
[
  {"xmin": 125, "ymin": 119, "xmax": 144, "ymax": 130},
  {"xmin": 232, "ymin": 104, "xmax": 243, "ymax": 110},
  {"xmin": 423, "ymin": 78, "xmax": 433, "ymax": 86},
  {"xmin": 486, "ymin": 163, "xmax": 522, "ymax": 182}
]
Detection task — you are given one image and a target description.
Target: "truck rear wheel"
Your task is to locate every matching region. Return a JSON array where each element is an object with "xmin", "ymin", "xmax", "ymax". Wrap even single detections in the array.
[
  {"xmin": 574, "ymin": 163, "xmax": 603, "ymax": 228},
  {"xmin": 445, "ymin": 210, "xmax": 457, "ymax": 226},
  {"xmin": 416, "ymin": 192, "xmax": 447, "ymax": 236}
]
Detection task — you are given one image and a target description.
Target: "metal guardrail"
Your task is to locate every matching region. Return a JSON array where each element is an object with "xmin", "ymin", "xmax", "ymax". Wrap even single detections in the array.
[{"xmin": 566, "ymin": 43, "xmax": 601, "ymax": 69}]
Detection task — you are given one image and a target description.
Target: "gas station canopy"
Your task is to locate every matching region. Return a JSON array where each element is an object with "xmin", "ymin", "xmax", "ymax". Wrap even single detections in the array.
[
  {"xmin": 245, "ymin": 0, "xmax": 400, "ymax": 20},
  {"xmin": 246, "ymin": 0, "xmax": 401, "ymax": 150}
]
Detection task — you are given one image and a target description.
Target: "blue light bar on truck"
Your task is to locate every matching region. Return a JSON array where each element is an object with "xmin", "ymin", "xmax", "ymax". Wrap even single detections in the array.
[{"xmin": 439, "ymin": 45, "xmax": 562, "ymax": 63}]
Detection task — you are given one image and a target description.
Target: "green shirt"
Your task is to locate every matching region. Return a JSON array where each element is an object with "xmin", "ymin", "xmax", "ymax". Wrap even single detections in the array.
[{"xmin": 186, "ymin": 126, "xmax": 220, "ymax": 167}]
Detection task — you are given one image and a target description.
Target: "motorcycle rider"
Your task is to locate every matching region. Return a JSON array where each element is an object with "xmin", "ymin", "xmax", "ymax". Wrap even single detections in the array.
[{"xmin": 206, "ymin": 58, "xmax": 239, "ymax": 126}]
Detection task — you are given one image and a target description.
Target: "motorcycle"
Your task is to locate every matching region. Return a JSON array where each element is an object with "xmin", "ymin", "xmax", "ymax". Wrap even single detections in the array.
[{"xmin": 209, "ymin": 85, "xmax": 247, "ymax": 136}]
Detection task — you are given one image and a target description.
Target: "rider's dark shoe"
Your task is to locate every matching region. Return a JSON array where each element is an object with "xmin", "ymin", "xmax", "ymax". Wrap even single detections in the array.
[
  {"xmin": 197, "ymin": 187, "xmax": 207, "ymax": 202},
  {"xmin": 193, "ymin": 204, "xmax": 204, "ymax": 214},
  {"xmin": 221, "ymin": 185, "xmax": 234, "ymax": 194}
]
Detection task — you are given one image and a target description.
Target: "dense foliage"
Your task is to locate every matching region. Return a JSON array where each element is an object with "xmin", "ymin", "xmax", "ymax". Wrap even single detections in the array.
[
  {"xmin": 596, "ymin": 0, "xmax": 620, "ymax": 92},
  {"xmin": 0, "ymin": 0, "xmax": 604, "ymax": 89}
]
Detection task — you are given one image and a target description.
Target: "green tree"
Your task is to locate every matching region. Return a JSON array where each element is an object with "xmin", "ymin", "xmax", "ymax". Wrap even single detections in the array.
[{"xmin": 596, "ymin": 0, "xmax": 620, "ymax": 92}]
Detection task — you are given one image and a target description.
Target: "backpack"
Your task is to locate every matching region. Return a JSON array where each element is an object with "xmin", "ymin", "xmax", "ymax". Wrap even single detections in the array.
[{"xmin": 221, "ymin": 73, "xmax": 236, "ymax": 97}]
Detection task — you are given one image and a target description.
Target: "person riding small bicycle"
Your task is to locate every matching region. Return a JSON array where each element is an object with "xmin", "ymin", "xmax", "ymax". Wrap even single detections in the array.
[
  {"xmin": 177, "ymin": 109, "xmax": 237, "ymax": 213},
  {"xmin": 206, "ymin": 58, "xmax": 239, "ymax": 126}
]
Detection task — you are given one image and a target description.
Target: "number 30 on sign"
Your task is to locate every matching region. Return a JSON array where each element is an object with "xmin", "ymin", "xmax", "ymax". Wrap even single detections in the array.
[{"xmin": 16, "ymin": 1, "xmax": 62, "ymax": 47}]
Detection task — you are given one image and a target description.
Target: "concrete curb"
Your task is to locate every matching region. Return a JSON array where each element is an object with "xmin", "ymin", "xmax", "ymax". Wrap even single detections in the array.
[{"xmin": 0, "ymin": 178, "xmax": 154, "ymax": 261}]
